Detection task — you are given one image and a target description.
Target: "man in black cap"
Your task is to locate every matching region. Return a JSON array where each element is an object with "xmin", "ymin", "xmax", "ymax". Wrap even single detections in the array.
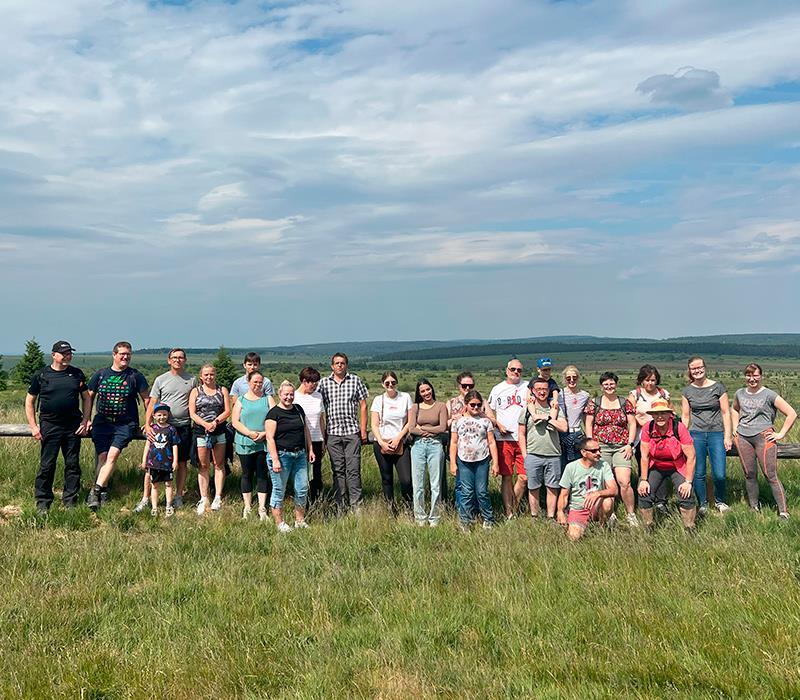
[{"xmin": 25, "ymin": 341, "xmax": 92, "ymax": 512}]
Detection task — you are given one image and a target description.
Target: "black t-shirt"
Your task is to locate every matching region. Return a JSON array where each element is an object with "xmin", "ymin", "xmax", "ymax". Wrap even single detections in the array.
[
  {"xmin": 266, "ymin": 404, "xmax": 307, "ymax": 452},
  {"xmin": 87, "ymin": 366, "xmax": 149, "ymax": 425},
  {"xmin": 28, "ymin": 365, "xmax": 88, "ymax": 426}
]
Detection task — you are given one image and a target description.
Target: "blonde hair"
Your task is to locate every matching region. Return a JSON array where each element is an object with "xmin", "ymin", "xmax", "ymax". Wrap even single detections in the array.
[
  {"xmin": 562, "ymin": 365, "xmax": 580, "ymax": 379},
  {"xmin": 686, "ymin": 356, "xmax": 705, "ymax": 383},
  {"xmin": 279, "ymin": 380, "xmax": 296, "ymax": 393}
]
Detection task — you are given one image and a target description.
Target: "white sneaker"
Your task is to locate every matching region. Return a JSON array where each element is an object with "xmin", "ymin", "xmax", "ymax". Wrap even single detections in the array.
[
  {"xmin": 779, "ymin": 512, "xmax": 790, "ymax": 521},
  {"xmin": 133, "ymin": 497, "xmax": 149, "ymax": 514},
  {"xmin": 716, "ymin": 503, "xmax": 731, "ymax": 513},
  {"xmin": 210, "ymin": 495, "xmax": 222, "ymax": 511},
  {"xmin": 258, "ymin": 508, "xmax": 268, "ymax": 522},
  {"xmin": 482, "ymin": 521, "xmax": 494, "ymax": 530},
  {"xmin": 294, "ymin": 520, "xmax": 309, "ymax": 529},
  {"xmin": 196, "ymin": 498, "xmax": 209, "ymax": 515},
  {"xmin": 165, "ymin": 505, "xmax": 175, "ymax": 517},
  {"xmin": 151, "ymin": 507, "xmax": 158, "ymax": 517},
  {"xmin": 242, "ymin": 507, "xmax": 251, "ymax": 520},
  {"xmin": 277, "ymin": 522, "xmax": 292, "ymax": 533},
  {"xmin": 626, "ymin": 513, "xmax": 640, "ymax": 528},
  {"xmin": 429, "ymin": 520, "xmax": 439, "ymax": 528}
]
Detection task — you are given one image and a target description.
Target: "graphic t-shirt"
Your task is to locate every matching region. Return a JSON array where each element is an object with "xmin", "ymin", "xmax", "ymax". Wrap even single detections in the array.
[
  {"xmin": 518, "ymin": 403, "xmax": 564, "ymax": 456},
  {"xmin": 487, "ymin": 380, "xmax": 528, "ymax": 441},
  {"xmin": 267, "ymin": 404, "xmax": 307, "ymax": 452},
  {"xmin": 371, "ymin": 392, "xmax": 412, "ymax": 439},
  {"xmin": 681, "ymin": 382, "xmax": 727, "ymax": 432},
  {"xmin": 28, "ymin": 365, "xmax": 87, "ymax": 426},
  {"xmin": 88, "ymin": 367, "xmax": 148, "ymax": 425},
  {"xmin": 452, "ymin": 416, "xmax": 493, "ymax": 462},
  {"xmin": 584, "ymin": 397, "xmax": 635, "ymax": 445},
  {"xmin": 146, "ymin": 424, "xmax": 179, "ymax": 472},
  {"xmin": 559, "ymin": 389, "xmax": 590, "ymax": 431},
  {"xmin": 150, "ymin": 372, "xmax": 197, "ymax": 427},
  {"xmin": 641, "ymin": 419, "xmax": 693, "ymax": 476},
  {"xmin": 734, "ymin": 387, "xmax": 779, "ymax": 438},
  {"xmin": 559, "ymin": 459, "xmax": 614, "ymax": 511}
]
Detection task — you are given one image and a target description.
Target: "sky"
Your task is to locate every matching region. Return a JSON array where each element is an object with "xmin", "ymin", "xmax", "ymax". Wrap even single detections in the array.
[{"xmin": 2, "ymin": 0, "xmax": 800, "ymax": 353}]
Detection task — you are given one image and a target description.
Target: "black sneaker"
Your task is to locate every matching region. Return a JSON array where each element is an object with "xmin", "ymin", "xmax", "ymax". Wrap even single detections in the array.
[
  {"xmin": 100, "ymin": 490, "xmax": 109, "ymax": 505},
  {"xmin": 36, "ymin": 503, "xmax": 50, "ymax": 515},
  {"xmin": 86, "ymin": 488, "xmax": 101, "ymax": 510}
]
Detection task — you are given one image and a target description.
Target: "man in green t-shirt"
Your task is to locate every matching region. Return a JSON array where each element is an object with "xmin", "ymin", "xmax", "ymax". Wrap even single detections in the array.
[{"xmin": 557, "ymin": 437, "xmax": 618, "ymax": 541}]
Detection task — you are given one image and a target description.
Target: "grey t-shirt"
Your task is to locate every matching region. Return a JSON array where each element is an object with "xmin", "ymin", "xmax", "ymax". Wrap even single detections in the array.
[
  {"xmin": 735, "ymin": 387, "xmax": 779, "ymax": 437},
  {"xmin": 518, "ymin": 403, "xmax": 563, "ymax": 456},
  {"xmin": 681, "ymin": 382, "xmax": 727, "ymax": 432},
  {"xmin": 230, "ymin": 374, "xmax": 275, "ymax": 399},
  {"xmin": 149, "ymin": 371, "xmax": 197, "ymax": 426}
]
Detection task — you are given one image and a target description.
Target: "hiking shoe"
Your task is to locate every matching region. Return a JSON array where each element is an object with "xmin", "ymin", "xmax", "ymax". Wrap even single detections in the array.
[
  {"xmin": 242, "ymin": 507, "xmax": 251, "ymax": 520},
  {"xmin": 100, "ymin": 490, "xmax": 109, "ymax": 505},
  {"xmin": 626, "ymin": 513, "xmax": 640, "ymax": 528},
  {"xmin": 258, "ymin": 508, "xmax": 268, "ymax": 522},
  {"xmin": 779, "ymin": 512, "xmax": 790, "ymax": 521},
  {"xmin": 196, "ymin": 498, "xmax": 209, "ymax": 515},
  {"xmin": 716, "ymin": 503, "xmax": 731, "ymax": 514},
  {"xmin": 151, "ymin": 507, "xmax": 158, "ymax": 517},
  {"xmin": 294, "ymin": 520, "xmax": 309, "ymax": 529},
  {"xmin": 277, "ymin": 522, "xmax": 292, "ymax": 533},
  {"xmin": 698, "ymin": 505, "xmax": 708, "ymax": 517},
  {"xmin": 210, "ymin": 495, "xmax": 222, "ymax": 511},
  {"xmin": 165, "ymin": 505, "xmax": 175, "ymax": 517},
  {"xmin": 36, "ymin": 503, "xmax": 50, "ymax": 515},
  {"xmin": 86, "ymin": 488, "xmax": 101, "ymax": 510},
  {"xmin": 172, "ymin": 495, "xmax": 183, "ymax": 510},
  {"xmin": 133, "ymin": 497, "xmax": 149, "ymax": 514}
]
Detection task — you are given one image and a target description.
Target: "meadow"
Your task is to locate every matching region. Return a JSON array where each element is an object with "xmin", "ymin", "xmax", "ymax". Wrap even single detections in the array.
[{"xmin": 1, "ymin": 358, "xmax": 800, "ymax": 698}]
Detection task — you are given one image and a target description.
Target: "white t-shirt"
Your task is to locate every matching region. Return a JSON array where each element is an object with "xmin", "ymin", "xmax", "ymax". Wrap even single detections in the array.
[
  {"xmin": 293, "ymin": 390, "xmax": 325, "ymax": 442},
  {"xmin": 487, "ymin": 380, "xmax": 528, "ymax": 441},
  {"xmin": 371, "ymin": 392, "xmax": 412, "ymax": 439}
]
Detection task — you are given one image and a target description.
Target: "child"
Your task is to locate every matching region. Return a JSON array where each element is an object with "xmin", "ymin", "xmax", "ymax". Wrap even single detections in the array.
[{"xmin": 140, "ymin": 403, "xmax": 179, "ymax": 516}]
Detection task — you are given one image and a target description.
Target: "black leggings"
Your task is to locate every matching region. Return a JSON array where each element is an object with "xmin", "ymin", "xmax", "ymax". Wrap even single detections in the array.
[
  {"xmin": 308, "ymin": 441, "xmax": 324, "ymax": 503},
  {"xmin": 639, "ymin": 468, "xmax": 696, "ymax": 511},
  {"xmin": 372, "ymin": 443, "xmax": 412, "ymax": 505},
  {"xmin": 238, "ymin": 452, "xmax": 269, "ymax": 494}
]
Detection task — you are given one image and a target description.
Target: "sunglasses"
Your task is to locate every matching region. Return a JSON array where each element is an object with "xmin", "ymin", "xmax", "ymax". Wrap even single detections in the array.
[
  {"xmin": 384, "ymin": 381, "xmax": 397, "ymax": 387},
  {"xmin": 507, "ymin": 367, "xmax": 522, "ymax": 373},
  {"xmin": 583, "ymin": 448, "xmax": 601, "ymax": 454},
  {"xmin": 460, "ymin": 383, "xmax": 474, "ymax": 389},
  {"xmin": 565, "ymin": 376, "xmax": 578, "ymax": 381},
  {"xmin": 467, "ymin": 402, "xmax": 482, "ymax": 408}
]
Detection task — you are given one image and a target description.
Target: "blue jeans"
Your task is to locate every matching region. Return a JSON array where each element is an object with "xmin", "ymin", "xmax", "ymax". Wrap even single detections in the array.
[
  {"xmin": 411, "ymin": 438, "xmax": 443, "ymax": 523},
  {"xmin": 456, "ymin": 457, "xmax": 494, "ymax": 525},
  {"xmin": 691, "ymin": 430, "xmax": 727, "ymax": 506},
  {"xmin": 269, "ymin": 449, "xmax": 309, "ymax": 509}
]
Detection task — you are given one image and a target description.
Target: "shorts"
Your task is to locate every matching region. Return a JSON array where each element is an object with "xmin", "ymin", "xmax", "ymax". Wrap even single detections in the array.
[
  {"xmin": 567, "ymin": 505, "xmax": 599, "ymax": 529},
  {"xmin": 91, "ymin": 420, "xmax": 137, "ymax": 455},
  {"xmin": 196, "ymin": 432, "xmax": 227, "ymax": 448},
  {"xmin": 525, "ymin": 454, "xmax": 562, "ymax": 489},
  {"xmin": 498, "ymin": 440, "xmax": 525, "ymax": 477},
  {"xmin": 600, "ymin": 442, "xmax": 631, "ymax": 469},
  {"xmin": 174, "ymin": 424, "xmax": 192, "ymax": 462},
  {"xmin": 148, "ymin": 468, "xmax": 174, "ymax": 483}
]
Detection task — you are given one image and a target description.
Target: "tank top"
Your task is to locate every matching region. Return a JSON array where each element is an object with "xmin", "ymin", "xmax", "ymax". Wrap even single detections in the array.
[{"xmin": 194, "ymin": 386, "xmax": 226, "ymax": 435}]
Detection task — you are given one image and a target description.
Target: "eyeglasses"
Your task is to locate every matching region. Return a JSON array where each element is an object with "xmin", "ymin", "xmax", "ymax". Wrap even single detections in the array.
[
  {"xmin": 170, "ymin": 356, "xmax": 186, "ymax": 361},
  {"xmin": 467, "ymin": 402, "xmax": 482, "ymax": 408},
  {"xmin": 384, "ymin": 381, "xmax": 397, "ymax": 387},
  {"xmin": 460, "ymin": 383, "xmax": 474, "ymax": 389},
  {"xmin": 507, "ymin": 367, "xmax": 522, "ymax": 373}
]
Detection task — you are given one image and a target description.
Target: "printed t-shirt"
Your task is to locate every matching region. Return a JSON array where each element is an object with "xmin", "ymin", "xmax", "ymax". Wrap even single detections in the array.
[
  {"xmin": 734, "ymin": 387, "xmax": 779, "ymax": 438},
  {"xmin": 452, "ymin": 416, "xmax": 493, "ymax": 462},
  {"xmin": 231, "ymin": 374, "xmax": 275, "ymax": 399},
  {"xmin": 371, "ymin": 392, "xmax": 412, "ymax": 439},
  {"xmin": 267, "ymin": 404, "xmax": 307, "ymax": 452},
  {"xmin": 559, "ymin": 458, "xmax": 614, "ymax": 511},
  {"xmin": 641, "ymin": 419, "xmax": 693, "ymax": 476},
  {"xmin": 559, "ymin": 389, "xmax": 590, "ymax": 431},
  {"xmin": 28, "ymin": 365, "xmax": 87, "ymax": 426},
  {"xmin": 584, "ymin": 397, "xmax": 635, "ymax": 445},
  {"xmin": 88, "ymin": 367, "xmax": 149, "ymax": 425},
  {"xmin": 149, "ymin": 372, "xmax": 196, "ymax": 427},
  {"xmin": 146, "ymin": 424, "xmax": 179, "ymax": 472},
  {"xmin": 293, "ymin": 390, "xmax": 325, "ymax": 441},
  {"xmin": 631, "ymin": 387, "xmax": 670, "ymax": 443},
  {"xmin": 681, "ymin": 382, "xmax": 727, "ymax": 432},
  {"xmin": 487, "ymin": 380, "xmax": 528, "ymax": 441},
  {"xmin": 234, "ymin": 395, "xmax": 270, "ymax": 454},
  {"xmin": 518, "ymin": 402, "xmax": 563, "ymax": 456}
]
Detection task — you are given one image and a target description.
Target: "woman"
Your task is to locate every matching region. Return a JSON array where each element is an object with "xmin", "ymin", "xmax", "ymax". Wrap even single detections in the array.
[
  {"xmin": 370, "ymin": 371, "xmax": 413, "ymax": 513},
  {"xmin": 637, "ymin": 399, "xmax": 697, "ymax": 530},
  {"xmin": 188, "ymin": 364, "xmax": 231, "ymax": 515},
  {"xmin": 558, "ymin": 365, "xmax": 590, "ymax": 465},
  {"xmin": 445, "ymin": 372, "xmax": 478, "ymax": 507},
  {"xmin": 732, "ymin": 363, "xmax": 797, "ymax": 519},
  {"xmin": 230, "ymin": 371, "xmax": 271, "ymax": 521},
  {"xmin": 628, "ymin": 364, "xmax": 670, "ymax": 461},
  {"xmin": 293, "ymin": 367, "xmax": 326, "ymax": 505},
  {"xmin": 408, "ymin": 379, "xmax": 448, "ymax": 526},
  {"xmin": 266, "ymin": 380, "xmax": 314, "ymax": 532},
  {"xmin": 585, "ymin": 372, "xmax": 637, "ymax": 526},
  {"xmin": 681, "ymin": 356, "xmax": 732, "ymax": 514},
  {"xmin": 450, "ymin": 390, "xmax": 498, "ymax": 530}
]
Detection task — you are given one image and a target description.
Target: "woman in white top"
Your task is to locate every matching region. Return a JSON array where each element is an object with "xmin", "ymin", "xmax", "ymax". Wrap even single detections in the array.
[
  {"xmin": 370, "ymin": 370, "xmax": 413, "ymax": 512},
  {"xmin": 558, "ymin": 365, "xmax": 591, "ymax": 465},
  {"xmin": 293, "ymin": 367, "xmax": 326, "ymax": 505}
]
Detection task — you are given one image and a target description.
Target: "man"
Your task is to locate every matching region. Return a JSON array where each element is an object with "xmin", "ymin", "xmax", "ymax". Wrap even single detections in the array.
[
  {"xmin": 230, "ymin": 352, "xmax": 275, "ymax": 404},
  {"xmin": 317, "ymin": 352, "xmax": 368, "ymax": 513},
  {"xmin": 557, "ymin": 437, "xmax": 618, "ymax": 541},
  {"xmin": 25, "ymin": 341, "xmax": 91, "ymax": 512},
  {"xmin": 485, "ymin": 358, "xmax": 529, "ymax": 518},
  {"xmin": 142, "ymin": 348, "xmax": 196, "ymax": 509},
  {"xmin": 518, "ymin": 377, "xmax": 568, "ymax": 519},
  {"xmin": 85, "ymin": 341, "xmax": 149, "ymax": 509},
  {"xmin": 536, "ymin": 358, "xmax": 560, "ymax": 401}
]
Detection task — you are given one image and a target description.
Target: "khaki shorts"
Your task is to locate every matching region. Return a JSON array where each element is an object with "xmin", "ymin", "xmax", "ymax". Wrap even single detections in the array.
[{"xmin": 600, "ymin": 442, "xmax": 631, "ymax": 469}]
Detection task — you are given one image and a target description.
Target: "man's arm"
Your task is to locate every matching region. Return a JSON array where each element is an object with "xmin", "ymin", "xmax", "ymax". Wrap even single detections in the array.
[
  {"xmin": 359, "ymin": 399, "xmax": 368, "ymax": 442},
  {"xmin": 24, "ymin": 394, "xmax": 41, "ymax": 440}
]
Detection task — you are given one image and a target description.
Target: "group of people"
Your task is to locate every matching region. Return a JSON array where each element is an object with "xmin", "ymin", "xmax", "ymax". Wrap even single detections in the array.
[{"xmin": 24, "ymin": 341, "xmax": 797, "ymax": 537}]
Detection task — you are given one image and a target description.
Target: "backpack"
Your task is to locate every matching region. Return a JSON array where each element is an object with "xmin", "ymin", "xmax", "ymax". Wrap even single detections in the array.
[
  {"xmin": 644, "ymin": 417, "xmax": 680, "ymax": 441},
  {"xmin": 635, "ymin": 387, "xmax": 667, "ymax": 403}
]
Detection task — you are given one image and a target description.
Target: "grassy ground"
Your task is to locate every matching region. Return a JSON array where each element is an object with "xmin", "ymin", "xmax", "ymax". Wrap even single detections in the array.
[{"xmin": 2, "ymin": 370, "xmax": 800, "ymax": 698}]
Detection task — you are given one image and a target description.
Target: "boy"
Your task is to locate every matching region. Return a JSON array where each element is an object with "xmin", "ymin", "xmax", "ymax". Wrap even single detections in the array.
[
  {"xmin": 230, "ymin": 352, "xmax": 275, "ymax": 404},
  {"xmin": 557, "ymin": 437, "xmax": 618, "ymax": 541},
  {"xmin": 140, "ymin": 403, "xmax": 179, "ymax": 516}
]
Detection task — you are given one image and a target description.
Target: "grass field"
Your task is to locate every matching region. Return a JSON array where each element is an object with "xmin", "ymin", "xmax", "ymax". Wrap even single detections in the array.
[{"xmin": 2, "ymin": 365, "xmax": 800, "ymax": 698}]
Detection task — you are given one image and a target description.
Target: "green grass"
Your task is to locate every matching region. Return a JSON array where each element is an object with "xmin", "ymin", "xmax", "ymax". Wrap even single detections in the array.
[{"xmin": 2, "ymin": 368, "xmax": 800, "ymax": 698}]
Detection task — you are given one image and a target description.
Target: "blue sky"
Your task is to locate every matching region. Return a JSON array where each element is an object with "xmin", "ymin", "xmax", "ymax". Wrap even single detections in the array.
[{"xmin": 2, "ymin": 0, "xmax": 800, "ymax": 352}]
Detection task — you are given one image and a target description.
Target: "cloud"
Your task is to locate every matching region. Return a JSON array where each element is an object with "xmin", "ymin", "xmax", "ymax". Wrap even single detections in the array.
[
  {"xmin": 197, "ymin": 182, "xmax": 247, "ymax": 211},
  {"xmin": 637, "ymin": 66, "xmax": 732, "ymax": 110}
]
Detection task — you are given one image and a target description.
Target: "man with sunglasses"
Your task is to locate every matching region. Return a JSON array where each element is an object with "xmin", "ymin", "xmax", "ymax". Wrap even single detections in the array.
[
  {"xmin": 557, "ymin": 437, "xmax": 618, "ymax": 541},
  {"xmin": 486, "ymin": 358, "xmax": 529, "ymax": 518},
  {"xmin": 25, "ymin": 341, "xmax": 92, "ymax": 512}
]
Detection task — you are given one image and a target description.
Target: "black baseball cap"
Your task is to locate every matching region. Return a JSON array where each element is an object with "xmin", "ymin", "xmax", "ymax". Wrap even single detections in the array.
[{"xmin": 52, "ymin": 341, "xmax": 76, "ymax": 353}]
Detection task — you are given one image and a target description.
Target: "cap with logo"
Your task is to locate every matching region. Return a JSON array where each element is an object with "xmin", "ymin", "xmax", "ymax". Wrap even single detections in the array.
[{"xmin": 52, "ymin": 341, "xmax": 76, "ymax": 354}]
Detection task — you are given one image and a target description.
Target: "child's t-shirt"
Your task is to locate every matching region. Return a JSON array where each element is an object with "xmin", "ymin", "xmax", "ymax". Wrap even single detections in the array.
[{"xmin": 147, "ymin": 424, "xmax": 180, "ymax": 472}]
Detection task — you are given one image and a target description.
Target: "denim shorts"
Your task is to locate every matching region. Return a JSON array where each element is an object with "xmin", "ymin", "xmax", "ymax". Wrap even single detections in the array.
[{"xmin": 196, "ymin": 433, "xmax": 227, "ymax": 448}]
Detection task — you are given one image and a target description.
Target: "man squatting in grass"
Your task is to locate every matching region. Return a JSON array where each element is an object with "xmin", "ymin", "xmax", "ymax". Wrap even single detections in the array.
[
  {"xmin": 25, "ymin": 341, "xmax": 92, "ymax": 512},
  {"xmin": 134, "ymin": 348, "xmax": 196, "ymax": 512},
  {"xmin": 557, "ymin": 437, "xmax": 618, "ymax": 541},
  {"xmin": 139, "ymin": 403, "xmax": 179, "ymax": 517},
  {"xmin": 86, "ymin": 341, "xmax": 150, "ymax": 510}
]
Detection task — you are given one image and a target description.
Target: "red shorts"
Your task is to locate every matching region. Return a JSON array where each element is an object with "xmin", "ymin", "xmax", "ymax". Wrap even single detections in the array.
[
  {"xmin": 567, "ymin": 504, "xmax": 600, "ymax": 528},
  {"xmin": 498, "ymin": 441, "xmax": 525, "ymax": 477}
]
